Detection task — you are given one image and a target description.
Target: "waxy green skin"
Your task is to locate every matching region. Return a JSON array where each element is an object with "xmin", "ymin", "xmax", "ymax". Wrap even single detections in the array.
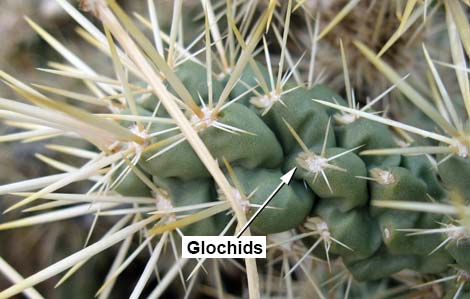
[
  {"xmin": 369, "ymin": 167, "xmax": 426, "ymax": 251},
  {"xmin": 169, "ymin": 60, "xmax": 224, "ymax": 105},
  {"xmin": 140, "ymin": 102, "xmax": 283, "ymax": 180},
  {"xmin": 253, "ymin": 87, "xmax": 335, "ymax": 154},
  {"xmin": 447, "ymin": 239, "xmax": 470, "ymax": 273},
  {"xmin": 199, "ymin": 103, "xmax": 284, "ymax": 170},
  {"xmin": 370, "ymin": 167, "xmax": 429, "ymax": 215},
  {"xmin": 344, "ymin": 245, "xmax": 418, "ymax": 281},
  {"xmin": 401, "ymin": 152, "xmax": 446, "ymax": 200},
  {"xmin": 438, "ymin": 154, "xmax": 470, "ymax": 200},
  {"xmin": 335, "ymin": 118, "xmax": 401, "ymax": 168},
  {"xmin": 152, "ymin": 177, "xmax": 230, "ymax": 236},
  {"xmin": 306, "ymin": 84, "xmax": 348, "ymax": 116},
  {"xmin": 113, "ymin": 164, "xmax": 152, "ymax": 197},
  {"xmin": 308, "ymin": 200, "xmax": 382, "ymax": 260},
  {"xmin": 229, "ymin": 167, "xmax": 314, "ymax": 235},
  {"xmin": 286, "ymin": 147, "xmax": 368, "ymax": 212},
  {"xmin": 139, "ymin": 120, "xmax": 209, "ymax": 180},
  {"xmin": 438, "ymin": 123, "xmax": 470, "ymax": 201},
  {"xmin": 376, "ymin": 211, "xmax": 453, "ymax": 270},
  {"xmin": 140, "ymin": 60, "xmax": 224, "ymax": 114},
  {"xmin": 412, "ymin": 250, "xmax": 454, "ymax": 274},
  {"xmin": 369, "ymin": 167, "xmax": 434, "ymax": 255}
]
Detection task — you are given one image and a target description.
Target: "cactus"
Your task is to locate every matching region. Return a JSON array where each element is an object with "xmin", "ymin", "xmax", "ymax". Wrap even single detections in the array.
[{"xmin": 0, "ymin": 1, "xmax": 470, "ymax": 299}]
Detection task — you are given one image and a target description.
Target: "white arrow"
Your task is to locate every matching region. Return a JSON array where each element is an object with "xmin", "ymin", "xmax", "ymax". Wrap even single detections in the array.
[{"xmin": 236, "ymin": 167, "xmax": 297, "ymax": 238}]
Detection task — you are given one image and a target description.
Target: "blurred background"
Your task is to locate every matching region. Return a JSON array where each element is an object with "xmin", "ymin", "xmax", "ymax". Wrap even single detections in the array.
[{"xmin": 0, "ymin": 1, "xmax": 201, "ymax": 297}]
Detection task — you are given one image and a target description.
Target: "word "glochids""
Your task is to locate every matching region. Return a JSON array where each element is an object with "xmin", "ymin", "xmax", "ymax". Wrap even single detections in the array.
[{"xmin": 182, "ymin": 236, "xmax": 266, "ymax": 259}]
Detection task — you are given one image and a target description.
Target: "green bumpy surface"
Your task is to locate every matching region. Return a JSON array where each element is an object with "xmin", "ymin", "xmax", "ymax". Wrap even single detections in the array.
[
  {"xmin": 152, "ymin": 176, "xmax": 230, "ymax": 236},
  {"xmin": 111, "ymin": 61, "xmax": 470, "ymax": 289},
  {"xmin": 228, "ymin": 167, "xmax": 314, "ymax": 235},
  {"xmin": 254, "ymin": 87, "xmax": 335, "ymax": 153},
  {"xmin": 140, "ymin": 102, "xmax": 284, "ymax": 180},
  {"xmin": 286, "ymin": 147, "xmax": 368, "ymax": 212}
]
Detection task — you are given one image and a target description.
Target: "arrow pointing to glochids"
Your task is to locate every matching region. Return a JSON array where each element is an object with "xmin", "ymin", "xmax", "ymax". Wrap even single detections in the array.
[{"xmin": 236, "ymin": 167, "xmax": 297, "ymax": 238}]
